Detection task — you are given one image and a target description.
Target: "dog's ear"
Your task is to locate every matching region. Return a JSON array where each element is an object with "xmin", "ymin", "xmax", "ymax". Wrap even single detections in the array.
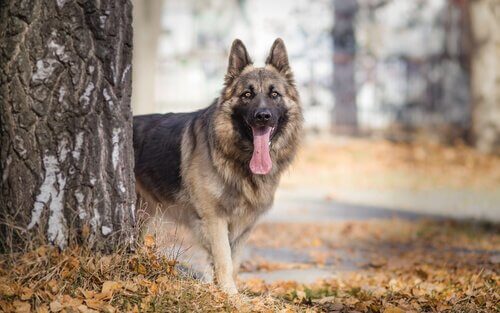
[
  {"xmin": 225, "ymin": 39, "xmax": 252, "ymax": 86},
  {"xmin": 266, "ymin": 38, "xmax": 293, "ymax": 83}
]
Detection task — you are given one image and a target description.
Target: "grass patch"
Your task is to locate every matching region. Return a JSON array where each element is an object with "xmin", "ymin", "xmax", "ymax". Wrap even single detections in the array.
[{"xmin": 0, "ymin": 241, "xmax": 296, "ymax": 312}]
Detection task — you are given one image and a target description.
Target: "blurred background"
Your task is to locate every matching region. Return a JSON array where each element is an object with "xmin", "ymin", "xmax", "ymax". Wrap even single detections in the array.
[{"xmin": 132, "ymin": 0, "xmax": 499, "ymax": 286}]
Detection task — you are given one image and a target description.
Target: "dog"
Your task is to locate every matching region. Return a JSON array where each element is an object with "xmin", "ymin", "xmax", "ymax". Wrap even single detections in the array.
[{"xmin": 133, "ymin": 38, "xmax": 303, "ymax": 294}]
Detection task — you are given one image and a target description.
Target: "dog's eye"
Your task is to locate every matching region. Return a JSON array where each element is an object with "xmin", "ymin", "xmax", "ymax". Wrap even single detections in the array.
[
  {"xmin": 242, "ymin": 92, "xmax": 252, "ymax": 99},
  {"xmin": 270, "ymin": 92, "xmax": 280, "ymax": 99}
]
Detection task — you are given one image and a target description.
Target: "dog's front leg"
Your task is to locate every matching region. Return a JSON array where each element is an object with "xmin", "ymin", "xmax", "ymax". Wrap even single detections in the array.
[
  {"xmin": 230, "ymin": 225, "xmax": 253, "ymax": 280},
  {"xmin": 204, "ymin": 217, "xmax": 238, "ymax": 295}
]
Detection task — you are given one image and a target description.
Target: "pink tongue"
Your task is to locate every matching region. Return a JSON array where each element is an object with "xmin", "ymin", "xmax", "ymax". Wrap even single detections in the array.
[{"xmin": 250, "ymin": 127, "xmax": 272, "ymax": 175}]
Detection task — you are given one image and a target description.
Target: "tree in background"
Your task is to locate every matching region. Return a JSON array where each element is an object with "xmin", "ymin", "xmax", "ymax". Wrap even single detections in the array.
[
  {"xmin": 468, "ymin": 0, "xmax": 500, "ymax": 154},
  {"xmin": 332, "ymin": 0, "xmax": 359, "ymax": 134},
  {"xmin": 0, "ymin": 0, "xmax": 136, "ymax": 252},
  {"xmin": 131, "ymin": 0, "xmax": 163, "ymax": 115}
]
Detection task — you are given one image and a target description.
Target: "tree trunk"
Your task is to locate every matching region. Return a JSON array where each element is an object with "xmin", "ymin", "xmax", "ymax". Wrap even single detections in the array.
[
  {"xmin": 0, "ymin": 0, "xmax": 136, "ymax": 252},
  {"xmin": 469, "ymin": 0, "xmax": 500, "ymax": 154},
  {"xmin": 332, "ymin": 0, "xmax": 359, "ymax": 134},
  {"xmin": 131, "ymin": 0, "xmax": 163, "ymax": 115}
]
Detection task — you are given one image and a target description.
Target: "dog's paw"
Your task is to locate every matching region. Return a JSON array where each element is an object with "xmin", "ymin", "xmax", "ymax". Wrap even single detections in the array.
[{"xmin": 221, "ymin": 284, "xmax": 238, "ymax": 295}]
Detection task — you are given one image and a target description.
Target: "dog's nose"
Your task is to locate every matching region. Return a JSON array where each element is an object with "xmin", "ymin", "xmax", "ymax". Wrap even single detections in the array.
[{"xmin": 254, "ymin": 109, "xmax": 272, "ymax": 122}]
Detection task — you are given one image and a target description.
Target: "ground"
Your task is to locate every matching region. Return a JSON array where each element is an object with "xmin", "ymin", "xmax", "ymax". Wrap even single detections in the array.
[{"xmin": 1, "ymin": 137, "xmax": 499, "ymax": 312}]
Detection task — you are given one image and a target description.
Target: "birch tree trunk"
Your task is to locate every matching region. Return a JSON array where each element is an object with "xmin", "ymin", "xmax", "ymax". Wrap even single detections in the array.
[
  {"xmin": 0, "ymin": 0, "xmax": 136, "ymax": 252},
  {"xmin": 332, "ymin": 0, "xmax": 359, "ymax": 134},
  {"xmin": 131, "ymin": 0, "xmax": 162, "ymax": 115},
  {"xmin": 469, "ymin": 0, "xmax": 500, "ymax": 154}
]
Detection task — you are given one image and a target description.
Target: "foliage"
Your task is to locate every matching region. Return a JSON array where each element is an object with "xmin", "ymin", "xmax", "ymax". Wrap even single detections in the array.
[{"xmin": 0, "ymin": 235, "xmax": 300, "ymax": 312}]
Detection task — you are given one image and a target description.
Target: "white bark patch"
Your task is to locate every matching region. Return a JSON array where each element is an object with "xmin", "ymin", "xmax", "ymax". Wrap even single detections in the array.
[
  {"xmin": 79, "ymin": 82, "xmax": 95, "ymax": 108},
  {"xmin": 118, "ymin": 181, "xmax": 126, "ymax": 194},
  {"xmin": 56, "ymin": 0, "xmax": 67, "ymax": 8},
  {"xmin": 110, "ymin": 64, "xmax": 117, "ymax": 85},
  {"xmin": 72, "ymin": 132, "xmax": 84, "ymax": 160},
  {"xmin": 111, "ymin": 128, "xmax": 121, "ymax": 170},
  {"xmin": 2, "ymin": 155, "xmax": 12, "ymax": 182},
  {"xmin": 58, "ymin": 86, "xmax": 66, "ymax": 103},
  {"xmin": 103, "ymin": 88, "xmax": 114, "ymax": 110},
  {"xmin": 121, "ymin": 64, "xmax": 131, "ymax": 83},
  {"xmin": 90, "ymin": 207, "xmax": 101, "ymax": 234},
  {"xmin": 32, "ymin": 59, "xmax": 58, "ymax": 82},
  {"xmin": 75, "ymin": 191, "xmax": 87, "ymax": 219},
  {"xmin": 71, "ymin": 132, "xmax": 85, "ymax": 220},
  {"xmin": 88, "ymin": 65, "xmax": 95, "ymax": 74},
  {"xmin": 28, "ymin": 141, "xmax": 69, "ymax": 248},
  {"xmin": 101, "ymin": 226, "xmax": 112, "ymax": 236},
  {"xmin": 14, "ymin": 136, "xmax": 27, "ymax": 157},
  {"xmin": 28, "ymin": 155, "xmax": 56, "ymax": 230},
  {"xmin": 130, "ymin": 203, "xmax": 136, "ymax": 222},
  {"xmin": 58, "ymin": 138, "xmax": 69, "ymax": 161},
  {"xmin": 48, "ymin": 40, "xmax": 68, "ymax": 61},
  {"xmin": 100, "ymin": 15, "xmax": 107, "ymax": 29}
]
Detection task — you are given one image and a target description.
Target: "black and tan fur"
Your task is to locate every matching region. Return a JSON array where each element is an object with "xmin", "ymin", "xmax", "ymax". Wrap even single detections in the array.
[{"xmin": 133, "ymin": 39, "xmax": 302, "ymax": 294}]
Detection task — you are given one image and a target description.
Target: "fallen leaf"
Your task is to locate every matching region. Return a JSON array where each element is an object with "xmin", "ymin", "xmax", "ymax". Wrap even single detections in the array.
[
  {"xmin": 36, "ymin": 246, "xmax": 48, "ymax": 257},
  {"xmin": 144, "ymin": 234, "xmax": 155, "ymax": 248},
  {"xmin": 77, "ymin": 304, "xmax": 98, "ymax": 313},
  {"xmin": 36, "ymin": 303, "xmax": 49, "ymax": 313},
  {"xmin": 0, "ymin": 301, "xmax": 13, "ymax": 312},
  {"xmin": 149, "ymin": 282, "xmax": 159, "ymax": 294},
  {"xmin": 93, "ymin": 292, "xmax": 112, "ymax": 301},
  {"xmin": 85, "ymin": 299, "xmax": 105, "ymax": 310},
  {"xmin": 0, "ymin": 283, "xmax": 16, "ymax": 297},
  {"xmin": 295, "ymin": 290, "xmax": 307, "ymax": 302},
  {"xmin": 47, "ymin": 280, "xmax": 59, "ymax": 293},
  {"xmin": 311, "ymin": 238, "xmax": 322, "ymax": 247},
  {"xmin": 49, "ymin": 300, "xmax": 64, "ymax": 312},
  {"xmin": 123, "ymin": 281, "xmax": 139, "ymax": 292},
  {"xmin": 101, "ymin": 281, "xmax": 121, "ymax": 294},
  {"xmin": 99, "ymin": 256, "xmax": 112, "ymax": 272},
  {"xmin": 20, "ymin": 287, "xmax": 33, "ymax": 300},
  {"xmin": 79, "ymin": 289, "xmax": 96, "ymax": 299},
  {"xmin": 384, "ymin": 307, "xmax": 405, "ymax": 313},
  {"xmin": 62, "ymin": 295, "xmax": 83, "ymax": 308},
  {"xmin": 13, "ymin": 301, "xmax": 30, "ymax": 313}
]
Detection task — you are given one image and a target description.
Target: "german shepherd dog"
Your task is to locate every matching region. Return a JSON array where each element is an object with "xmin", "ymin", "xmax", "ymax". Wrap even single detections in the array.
[{"xmin": 133, "ymin": 38, "xmax": 302, "ymax": 294}]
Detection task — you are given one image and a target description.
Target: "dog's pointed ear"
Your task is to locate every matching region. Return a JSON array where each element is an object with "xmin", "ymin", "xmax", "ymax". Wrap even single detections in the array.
[
  {"xmin": 266, "ymin": 38, "xmax": 294, "ymax": 83},
  {"xmin": 225, "ymin": 39, "xmax": 252, "ymax": 86}
]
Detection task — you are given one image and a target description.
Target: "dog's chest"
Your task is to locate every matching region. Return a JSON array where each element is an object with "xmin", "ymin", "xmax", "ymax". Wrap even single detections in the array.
[{"xmin": 217, "ymin": 180, "xmax": 275, "ymax": 216}]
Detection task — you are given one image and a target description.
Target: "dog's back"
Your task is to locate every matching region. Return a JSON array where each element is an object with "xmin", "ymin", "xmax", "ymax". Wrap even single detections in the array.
[{"xmin": 133, "ymin": 111, "xmax": 203, "ymax": 202}]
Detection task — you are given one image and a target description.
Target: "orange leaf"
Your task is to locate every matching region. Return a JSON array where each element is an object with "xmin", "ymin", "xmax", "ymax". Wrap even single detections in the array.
[
  {"xmin": 20, "ymin": 287, "xmax": 33, "ymax": 300},
  {"xmin": 13, "ymin": 301, "xmax": 30, "ymax": 313},
  {"xmin": 144, "ymin": 234, "xmax": 155, "ymax": 248},
  {"xmin": 101, "ymin": 281, "xmax": 121, "ymax": 294},
  {"xmin": 35, "ymin": 303, "xmax": 49, "ymax": 313},
  {"xmin": 0, "ymin": 283, "xmax": 16, "ymax": 297},
  {"xmin": 79, "ymin": 289, "xmax": 96, "ymax": 299},
  {"xmin": 384, "ymin": 307, "xmax": 405, "ymax": 313},
  {"xmin": 49, "ymin": 300, "xmax": 64, "ymax": 312}
]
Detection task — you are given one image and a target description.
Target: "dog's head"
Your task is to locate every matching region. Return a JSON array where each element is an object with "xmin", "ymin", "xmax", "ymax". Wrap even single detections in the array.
[{"xmin": 215, "ymin": 39, "xmax": 302, "ymax": 176}]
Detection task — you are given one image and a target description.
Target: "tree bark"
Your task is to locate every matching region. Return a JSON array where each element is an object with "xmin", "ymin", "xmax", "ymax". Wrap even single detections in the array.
[
  {"xmin": 332, "ymin": 0, "xmax": 359, "ymax": 134},
  {"xmin": 469, "ymin": 0, "xmax": 500, "ymax": 154},
  {"xmin": 0, "ymin": 0, "xmax": 136, "ymax": 252}
]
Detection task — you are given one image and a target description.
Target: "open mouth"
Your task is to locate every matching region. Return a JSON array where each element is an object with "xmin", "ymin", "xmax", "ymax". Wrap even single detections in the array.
[{"xmin": 249, "ymin": 126, "xmax": 275, "ymax": 175}]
